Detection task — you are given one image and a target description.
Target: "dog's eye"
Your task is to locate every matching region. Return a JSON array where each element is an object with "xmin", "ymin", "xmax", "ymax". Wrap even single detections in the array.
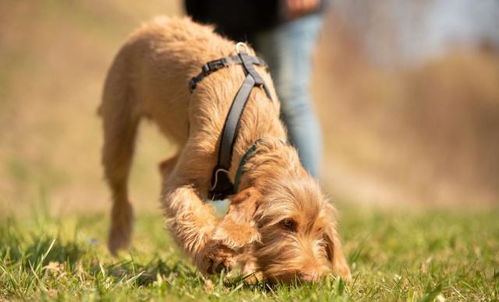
[{"xmin": 280, "ymin": 219, "xmax": 297, "ymax": 232}]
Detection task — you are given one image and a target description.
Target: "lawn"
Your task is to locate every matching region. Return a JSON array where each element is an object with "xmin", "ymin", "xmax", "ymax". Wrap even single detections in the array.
[{"xmin": 1, "ymin": 203, "xmax": 497, "ymax": 301}]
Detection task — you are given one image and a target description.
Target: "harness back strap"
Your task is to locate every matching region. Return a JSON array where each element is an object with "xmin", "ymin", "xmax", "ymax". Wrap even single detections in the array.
[
  {"xmin": 189, "ymin": 55, "xmax": 268, "ymax": 92},
  {"xmin": 210, "ymin": 73, "xmax": 256, "ymax": 199},
  {"xmin": 188, "ymin": 45, "xmax": 272, "ymax": 200}
]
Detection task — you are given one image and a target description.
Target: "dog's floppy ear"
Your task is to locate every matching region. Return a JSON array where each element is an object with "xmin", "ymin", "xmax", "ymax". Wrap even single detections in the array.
[
  {"xmin": 324, "ymin": 221, "xmax": 352, "ymax": 281},
  {"xmin": 211, "ymin": 187, "xmax": 262, "ymax": 249}
]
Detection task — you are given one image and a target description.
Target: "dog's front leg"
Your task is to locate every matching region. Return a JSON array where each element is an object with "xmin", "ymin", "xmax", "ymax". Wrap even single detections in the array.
[
  {"xmin": 211, "ymin": 187, "xmax": 262, "ymax": 250},
  {"xmin": 161, "ymin": 184, "xmax": 237, "ymax": 274}
]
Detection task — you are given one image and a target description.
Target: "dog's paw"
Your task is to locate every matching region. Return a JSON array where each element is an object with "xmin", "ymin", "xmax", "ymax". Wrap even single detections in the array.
[
  {"xmin": 201, "ymin": 242, "xmax": 237, "ymax": 274},
  {"xmin": 108, "ymin": 201, "xmax": 134, "ymax": 255},
  {"xmin": 211, "ymin": 218, "xmax": 260, "ymax": 249}
]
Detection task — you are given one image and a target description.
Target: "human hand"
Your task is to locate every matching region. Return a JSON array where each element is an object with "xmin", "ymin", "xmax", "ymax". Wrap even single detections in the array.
[{"xmin": 284, "ymin": 0, "xmax": 321, "ymax": 19}]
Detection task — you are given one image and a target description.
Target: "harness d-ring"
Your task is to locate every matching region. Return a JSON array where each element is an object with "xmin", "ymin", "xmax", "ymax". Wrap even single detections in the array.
[{"xmin": 235, "ymin": 42, "xmax": 249, "ymax": 54}]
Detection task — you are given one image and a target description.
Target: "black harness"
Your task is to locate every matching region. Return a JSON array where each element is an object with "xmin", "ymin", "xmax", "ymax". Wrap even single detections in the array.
[{"xmin": 189, "ymin": 43, "xmax": 273, "ymax": 200}]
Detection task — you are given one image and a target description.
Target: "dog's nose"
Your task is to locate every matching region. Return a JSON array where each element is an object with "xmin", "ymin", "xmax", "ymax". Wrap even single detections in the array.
[{"xmin": 299, "ymin": 271, "xmax": 319, "ymax": 282}]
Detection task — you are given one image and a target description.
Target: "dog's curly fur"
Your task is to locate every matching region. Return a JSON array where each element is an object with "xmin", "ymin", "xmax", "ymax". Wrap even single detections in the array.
[{"xmin": 99, "ymin": 16, "xmax": 350, "ymax": 282}]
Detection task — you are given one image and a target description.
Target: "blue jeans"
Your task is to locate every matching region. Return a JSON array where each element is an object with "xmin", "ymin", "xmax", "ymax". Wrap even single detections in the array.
[{"xmin": 255, "ymin": 14, "xmax": 323, "ymax": 177}]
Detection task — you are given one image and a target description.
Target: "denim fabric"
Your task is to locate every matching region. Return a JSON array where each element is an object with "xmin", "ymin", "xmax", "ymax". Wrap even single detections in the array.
[{"xmin": 255, "ymin": 14, "xmax": 323, "ymax": 177}]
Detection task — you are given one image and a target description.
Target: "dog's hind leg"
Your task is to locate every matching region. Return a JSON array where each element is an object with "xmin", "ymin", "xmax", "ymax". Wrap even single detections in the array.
[
  {"xmin": 103, "ymin": 118, "xmax": 139, "ymax": 255},
  {"xmin": 100, "ymin": 51, "xmax": 141, "ymax": 255}
]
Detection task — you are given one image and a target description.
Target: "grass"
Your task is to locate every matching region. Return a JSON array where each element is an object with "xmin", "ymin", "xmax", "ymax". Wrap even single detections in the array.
[{"xmin": 0, "ymin": 203, "xmax": 497, "ymax": 301}]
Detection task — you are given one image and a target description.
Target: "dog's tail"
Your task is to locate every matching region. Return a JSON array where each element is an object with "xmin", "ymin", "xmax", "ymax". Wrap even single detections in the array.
[{"xmin": 100, "ymin": 44, "xmax": 141, "ymax": 255}]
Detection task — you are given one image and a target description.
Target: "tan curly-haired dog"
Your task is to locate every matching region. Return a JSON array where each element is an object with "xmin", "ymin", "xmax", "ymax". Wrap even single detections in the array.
[{"xmin": 99, "ymin": 16, "xmax": 350, "ymax": 283}]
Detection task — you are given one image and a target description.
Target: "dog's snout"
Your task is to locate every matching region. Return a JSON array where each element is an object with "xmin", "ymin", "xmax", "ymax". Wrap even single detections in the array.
[{"xmin": 299, "ymin": 271, "xmax": 320, "ymax": 282}]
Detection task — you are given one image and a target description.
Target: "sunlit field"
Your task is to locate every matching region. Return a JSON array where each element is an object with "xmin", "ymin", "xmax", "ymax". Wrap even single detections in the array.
[{"xmin": 0, "ymin": 1, "xmax": 497, "ymax": 301}]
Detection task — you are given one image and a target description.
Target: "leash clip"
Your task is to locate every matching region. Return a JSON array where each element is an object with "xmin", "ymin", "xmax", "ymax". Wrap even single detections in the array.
[{"xmin": 209, "ymin": 167, "xmax": 234, "ymax": 200}]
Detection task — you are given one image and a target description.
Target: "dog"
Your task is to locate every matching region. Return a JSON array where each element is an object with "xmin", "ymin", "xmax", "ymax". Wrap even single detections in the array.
[{"xmin": 99, "ymin": 16, "xmax": 351, "ymax": 283}]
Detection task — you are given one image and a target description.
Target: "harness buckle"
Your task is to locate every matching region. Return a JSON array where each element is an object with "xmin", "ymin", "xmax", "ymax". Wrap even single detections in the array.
[
  {"xmin": 201, "ymin": 64, "xmax": 211, "ymax": 74},
  {"xmin": 188, "ymin": 78, "xmax": 197, "ymax": 92},
  {"xmin": 202, "ymin": 59, "xmax": 228, "ymax": 76},
  {"xmin": 207, "ymin": 59, "xmax": 228, "ymax": 71}
]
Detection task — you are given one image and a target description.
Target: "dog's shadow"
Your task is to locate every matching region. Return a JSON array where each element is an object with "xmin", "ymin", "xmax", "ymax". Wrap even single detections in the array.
[
  {"xmin": 103, "ymin": 257, "xmax": 275, "ymax": 291},
  {"xmin": 103, "ymin": 259, "xmax": 269, "ymax": 289},
  {"xmin": 3, "ymin": 232, "xmax": 326, "ymax": 291},
  {"xmin": 101, "ymin": 258, "xmax": 337, "ymax": 291},
  {"xmin": 99, "ymin": 257, "xmax": 201, "ymax": 287}
]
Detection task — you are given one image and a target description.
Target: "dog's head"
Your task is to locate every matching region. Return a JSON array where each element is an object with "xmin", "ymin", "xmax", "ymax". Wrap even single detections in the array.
[{"xmin": 228, "ymin": 177, "xmax": 351, "ymax": 283}]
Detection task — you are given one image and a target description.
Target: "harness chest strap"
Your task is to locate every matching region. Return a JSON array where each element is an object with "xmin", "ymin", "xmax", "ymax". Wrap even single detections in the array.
[
  {"xmin": 233, "ymin": 137, "xmax": 287, "ymax": 192},
  {"xmin": 188, "ymin": 44, "xmax": 273, "ymax": 200}
]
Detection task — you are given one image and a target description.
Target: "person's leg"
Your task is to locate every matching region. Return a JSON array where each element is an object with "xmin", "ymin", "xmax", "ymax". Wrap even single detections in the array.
[{"xmin": 255, "ymin": 14, "xmax": 323, "ymax": 177}]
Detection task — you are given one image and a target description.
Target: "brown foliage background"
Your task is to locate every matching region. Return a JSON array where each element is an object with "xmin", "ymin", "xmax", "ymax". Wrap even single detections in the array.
[{"xmin": 317, "ymin": 10, "xmax": 499, "ymax": 206}]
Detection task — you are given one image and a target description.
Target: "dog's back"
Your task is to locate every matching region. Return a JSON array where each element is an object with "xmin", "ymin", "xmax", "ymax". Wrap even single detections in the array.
[{"xmin": 101, "ymin": 17, "xmax": 234, "ymax": 143}]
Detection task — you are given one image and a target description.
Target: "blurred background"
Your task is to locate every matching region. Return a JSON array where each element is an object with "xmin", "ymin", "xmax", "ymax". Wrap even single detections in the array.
[{"xmin": 0, "ymin": 0, "xmax": 498, "ymax": 216}]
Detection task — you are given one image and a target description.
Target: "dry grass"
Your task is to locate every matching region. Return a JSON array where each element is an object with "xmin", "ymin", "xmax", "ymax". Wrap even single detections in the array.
[
  {"xmin": 1, "ymin": 1, "xmax": 498, "ymax": 213},
  {"xmin": 0, "ymin": 0, "xmax": 181, "ymax": 215}
]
